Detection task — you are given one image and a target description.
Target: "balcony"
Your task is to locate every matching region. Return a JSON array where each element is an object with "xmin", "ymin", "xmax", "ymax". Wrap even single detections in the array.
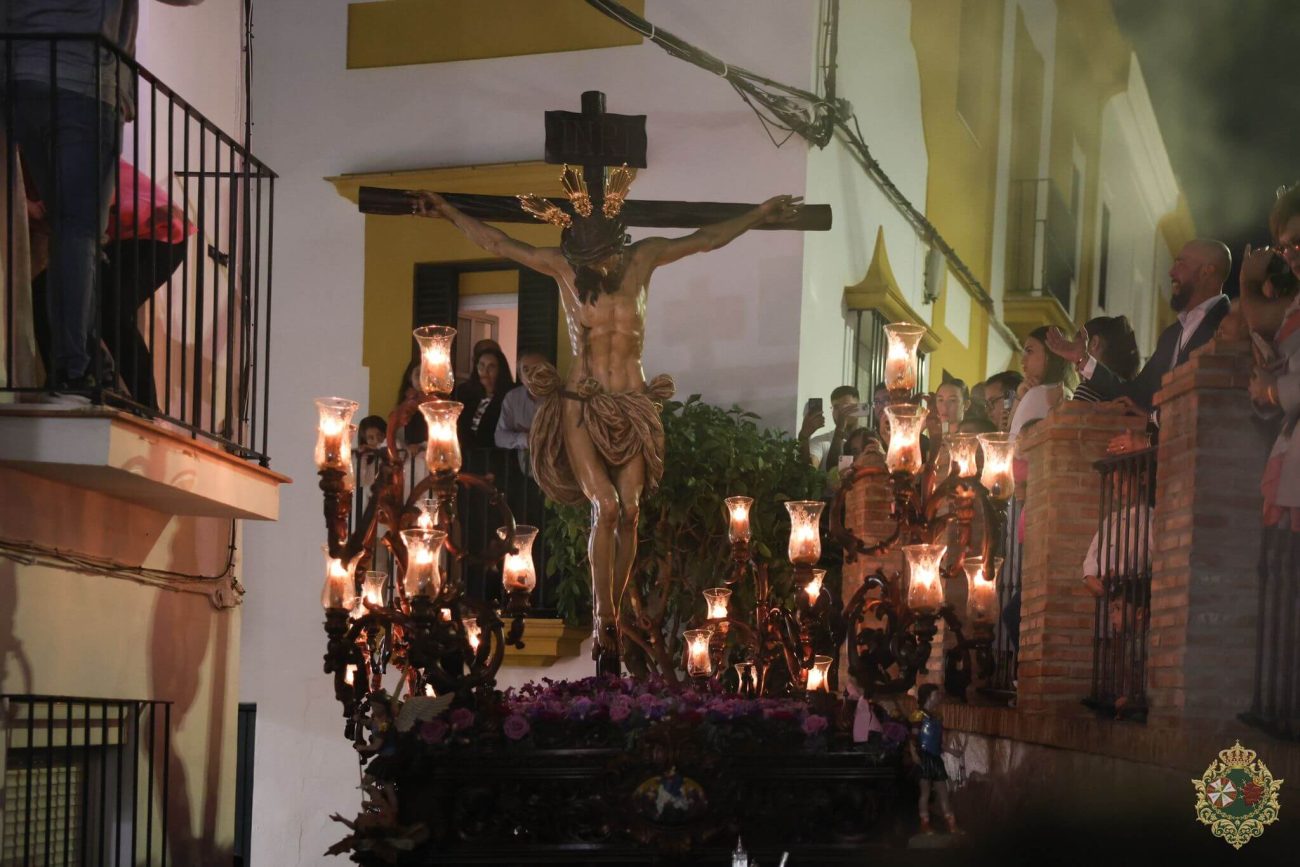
[
  {"xmin": 1004, "ymin": 177, "xmax": 1077, "ymax": 336},
  {"xmin": 1, "ymin": 34, "xmax": 282, "ymax": 517}
]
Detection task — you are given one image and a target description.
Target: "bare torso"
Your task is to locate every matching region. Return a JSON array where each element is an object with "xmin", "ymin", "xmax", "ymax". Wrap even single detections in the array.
[{"xmin": 553, "ymin": 243, "xmax": 654, "ymax": 394}]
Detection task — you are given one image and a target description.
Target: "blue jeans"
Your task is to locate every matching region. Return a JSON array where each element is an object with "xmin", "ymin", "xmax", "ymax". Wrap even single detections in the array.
[{"xmin": 11, "ymin": 82, "xmax": 120, "ymax": 383}]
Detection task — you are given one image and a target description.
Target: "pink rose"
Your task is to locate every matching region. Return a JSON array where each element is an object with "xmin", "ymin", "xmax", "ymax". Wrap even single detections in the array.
[
  {"xmin": 448, "ymin": 707, "xmax": 475, "ymax": 731},
  {"xmin": 419, "ymin": 719, "xmax": 449, "ymax": 744},
  {"xmin": 802, "ymin": 714, "xmax": 828, "ymax": 736},
  {"xmin": 502, "ymin": 714, "xmax": 531, "ymax": 741},
  {"xmin": 609, "ymin": 697, "xmax": 633, "ymax": 723}
]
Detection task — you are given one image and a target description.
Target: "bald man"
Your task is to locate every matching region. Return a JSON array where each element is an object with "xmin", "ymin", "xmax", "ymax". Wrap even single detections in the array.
[{"xmin": 1047, "ymin": 239, "xmax": 1232, "ymax": 412}]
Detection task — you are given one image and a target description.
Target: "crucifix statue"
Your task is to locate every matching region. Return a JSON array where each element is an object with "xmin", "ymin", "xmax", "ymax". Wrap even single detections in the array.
[{"xmin": 358, "ymin": 91, "xmax": 830, "ymax": 675}]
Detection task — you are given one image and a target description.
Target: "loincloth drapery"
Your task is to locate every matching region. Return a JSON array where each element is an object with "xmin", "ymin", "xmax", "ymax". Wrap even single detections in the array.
[{"xmin": 523, "ymin": 363, "xmax": 675, "ymax": 507}]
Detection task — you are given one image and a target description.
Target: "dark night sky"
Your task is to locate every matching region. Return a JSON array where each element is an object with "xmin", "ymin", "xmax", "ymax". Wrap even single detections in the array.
[{"xmin": 1111, "ymin": 0, "xmax": 1300, "ymax": 281}]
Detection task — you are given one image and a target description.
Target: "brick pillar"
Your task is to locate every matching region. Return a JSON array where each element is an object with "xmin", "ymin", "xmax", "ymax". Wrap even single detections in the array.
[
  {"xmin": 842, "ymin": 457, "xmax": 945, "ymax": 691},
  {"xmin": 1017, "ymin": 404, "xmax": 1146, "ymax": 713},
  {"xmin": 1147, "ymin": 340, "xmax": 1268, "ymax": 727}
]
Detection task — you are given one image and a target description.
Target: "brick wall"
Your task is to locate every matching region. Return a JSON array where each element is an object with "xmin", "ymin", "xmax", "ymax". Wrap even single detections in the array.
[
  {"xmin": 1147, "ymin": 340, "xmax": 1269, "ymax": 726},
  {"xmin": 1016, "ymin": 403, "xmax": 1146, "ymax": 713}
]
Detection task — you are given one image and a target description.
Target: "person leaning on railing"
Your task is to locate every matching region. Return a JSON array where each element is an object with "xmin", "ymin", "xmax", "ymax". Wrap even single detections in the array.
[
  {"xmin": 4, "ymin": 0, "xmax": 205, "ymax": 395},
  {"xmin": 1243, "ymin": 183, "xmax": 1300, "ymax": 532},
  {"xmin": 1071, "ymin": 316, "xmax": 1140, "ymax": 404}
]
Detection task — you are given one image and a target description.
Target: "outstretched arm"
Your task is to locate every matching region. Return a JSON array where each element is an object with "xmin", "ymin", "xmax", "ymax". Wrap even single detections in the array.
[
  {"xmin": 414, "ymin": 191, "xmax": 565, "ymax": 277},
  {"xmin": 640, "ymin": 195, "xmax": 803, "ymax": 268}
]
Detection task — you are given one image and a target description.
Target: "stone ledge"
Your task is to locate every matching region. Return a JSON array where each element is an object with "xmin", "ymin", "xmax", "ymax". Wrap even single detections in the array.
[
  {"xmin": 0, "ymin": 406, "xmax": 288, "ymax": 520},
  {"xmin": 503, "ymin": 618, "xmax": 588, "ymax": 667},
  {"xmin": 944, "ymin": 703, "xmax": 1300, "ymax": 779}
]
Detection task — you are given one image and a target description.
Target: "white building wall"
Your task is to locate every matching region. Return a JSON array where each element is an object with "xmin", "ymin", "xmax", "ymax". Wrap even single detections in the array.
[
  {"xmin": 799, "ymin": 0, "xmax": 930, "ymax": 409},
  {"xmin": 241, "ymin": 2, "xmax": 814, "ymax": 863},
  {"xmin": 1095, "ymin": 55, "xmax": 1180, "ymax": 360}
]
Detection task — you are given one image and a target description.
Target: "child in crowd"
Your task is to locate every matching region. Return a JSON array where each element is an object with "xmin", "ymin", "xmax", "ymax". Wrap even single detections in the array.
[
  {"xmin": 357, "ymin": 415, "xmax": 387, "ymax": 490},
  {"xmin": 909, "ymin": 683, "xmax": 958, "ymax": 835}
]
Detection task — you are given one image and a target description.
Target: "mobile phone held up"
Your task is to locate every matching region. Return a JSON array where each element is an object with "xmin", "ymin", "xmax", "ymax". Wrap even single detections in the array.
[{"xmin": 805, "ymin": 397, "xmax": 823, "ymax": 417}]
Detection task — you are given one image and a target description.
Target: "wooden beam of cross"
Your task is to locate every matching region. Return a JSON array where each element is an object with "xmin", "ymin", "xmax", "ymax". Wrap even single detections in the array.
[{"xmin": 357, "ymin": 90, "xmax": 831, "ymax": 232}]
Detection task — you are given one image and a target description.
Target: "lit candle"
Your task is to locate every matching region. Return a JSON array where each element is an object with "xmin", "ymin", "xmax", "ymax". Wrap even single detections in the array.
[
  {"xmin": 734, "ymin": 661, "xmax": 757, "ymax": 695},
  {"xmin": 785, "ymin": 500, "xmax": 824, "ymax": 566},
  {"xmin": 806, "ymin": 655, "xmax": 832, "ymax": 693},
  {"xmin": 344, "ymin": 664, "xmax": 357, "ymax": 687},
  {"xmin": 704, "ymin": 587, "xmax": 731, "ymax": 620},
  {"xmin": 883, "ymin": 323, "xmax": 926, "ymax": 396},
  {"xmin": 805, "ymin": 568, "xmax": 826, "ymax": 605},
  {"xmin": 424, "ymin": 684, "xmax": 437, "ymax": 697},
  {"xmin": 904, "ymin": 543, "xmax": 948, "ymax": 615},
  {"xmin": 400, "ymin": 528, "xmax": 447, "ymax": 600},
  {"xmin": 884, "ymin": 404, "xmax": 927, "ymax": 475},
  {"xmin": 962, "ymin": 556, "xmax": 1002, "ymax": 626},
  {"xmin": 724, "ymin": 496, "xmax": 753, "ymax": 544},
  {"xmin": 948, "ymin": 433, "xmax": 980, "ymax": 479},
  {"xmin": 977, "ymin": 433, "xmax": 1016, "ymax": 501},
  {"xmin": 359, "ymin": 570, "xmax": 387, "ymax": 610},
  {"xmin": 684, "ymin": 628, "xmax": 713, "ymax": 677},
  {"xmin": 416, "ymin": 497, "xmax": 438, "ymax": 530},
  {"xmin": 314, "ymin": 397, "xmax": 359, "ymax": 471},
  {"xmin": 419, "ymin": 400, "xmax": 464, "ymax": 473},
  {"xmin": 463, "ymin": 616, "xmax": 482, "ymax": 652},
  {"xmin": 413, "ymin": 325, "xmax": 456, "ymax": 396},
  {"xmin": 320, "ymin": 547, "xmax": 361, "ymax": 610},
  {"xmin": 500, "ymin": 525, "xmax": 539, "ymax": 593}
]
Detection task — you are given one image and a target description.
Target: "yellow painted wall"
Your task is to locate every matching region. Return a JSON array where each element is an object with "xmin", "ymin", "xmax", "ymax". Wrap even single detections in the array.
[
  {"xmin": 0, "ymin": 467, "xmax": 242, "ymax": 863},
  {"xmin": 911, "ymin": 0, "xmax": 1005, "ymax": 388},
  {"xmin": 347, "ymin": 0, "xmax": 645, "ymax": 69},
  {"xmin": 330, "ymin": 162, "xmax": 571, "ymax": 416}
]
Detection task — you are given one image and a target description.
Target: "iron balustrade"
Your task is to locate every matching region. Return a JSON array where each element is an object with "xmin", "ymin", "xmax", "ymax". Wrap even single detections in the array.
[
  {"xmin": 349, "ymin": 444, "xmax": 557, "ymax": 618},
  {"xmin": 2, "ymin": 34, "xmax": 276, "ymax": 465},
  {"xmin": 1, "ymin": 695, "xmax": 172, "ymax": 867},
  {"xmin": 981, "ymin": 495, "xmax": 1023, "ymax": 701},
  {"xmin": 1084, "ymin": 447, "xmax": 1156, "ymax": 720},
  {"xmin": 1242, "ymin": 528, "xmax": 1300, "ymax": 740}
]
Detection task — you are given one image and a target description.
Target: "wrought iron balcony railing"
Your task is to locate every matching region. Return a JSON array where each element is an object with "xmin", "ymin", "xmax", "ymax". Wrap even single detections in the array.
[{"xmin": 2, "ymin": 34, "xmax": 276, "ymax": 465}]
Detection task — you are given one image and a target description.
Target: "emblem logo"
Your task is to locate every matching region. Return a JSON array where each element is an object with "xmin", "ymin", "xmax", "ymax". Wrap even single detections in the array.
[{"xmin": 1191, "ymin": 741, "xmax": 1283, "ymax": 848}]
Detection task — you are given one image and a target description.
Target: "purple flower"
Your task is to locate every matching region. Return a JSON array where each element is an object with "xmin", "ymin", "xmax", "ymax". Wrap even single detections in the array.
[
  {"xmin": 802, "ymin": 714, "xmax": 829, "ymax": 736},
  {"xmin": 448, "ymin": 707, "xmax": 475, "ymax": 731},
  {"xmin": 502, "ymin": 714, "xmax": 531, "ymax": 741},
  {"xmin": 635, "ymin": 692, "xmax": 658, "ymax": 710},
  {"xmin": 418, "ymin": 719, "xmax": 449, "ymax": 744},
  {"xmin": 567, "ymin": 697, "xmax": 596, "ymax": 720},
  {"xmin": 609, "ymin": 697, "xmax": 633, "ymax": 723}
]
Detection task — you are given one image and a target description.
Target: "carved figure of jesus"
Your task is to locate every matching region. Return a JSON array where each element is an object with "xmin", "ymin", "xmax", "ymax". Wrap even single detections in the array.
[{"xmin": 415, "ymin": 186, "xmax": 801, "ymax": 668}]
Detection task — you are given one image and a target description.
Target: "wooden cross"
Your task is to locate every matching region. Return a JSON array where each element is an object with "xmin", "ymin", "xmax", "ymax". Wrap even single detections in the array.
[{"xmin": 357, "ymin": 90, "xmax": 831, "ymax": 231}]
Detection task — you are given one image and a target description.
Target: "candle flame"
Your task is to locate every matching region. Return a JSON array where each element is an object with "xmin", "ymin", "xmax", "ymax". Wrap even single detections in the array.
[
  {"xmin": 806, "ymin": 667, "xmax": 825, "ymax": 692},
  {"xmin": 805, "ymin": 573, "xmax": 823, "ymax": 604}
]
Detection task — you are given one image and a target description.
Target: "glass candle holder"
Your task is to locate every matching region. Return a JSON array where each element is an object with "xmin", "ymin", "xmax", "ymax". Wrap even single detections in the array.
[
  {"xmin": 805, "ymin": 568, "xmax": 826, "ymax": 605},
  {"xmin": 413, "ymin": 324, "xmax": 456, "ymax": 395},
  {"xmin": 321, "ymin": 547, "xmax": 360, "ymax": 610},
  {"xmin": 734, "ymin": 661, "xmax": 757, "ymax": 695},
  {"xmin": 904, "ymin": 543, "xmax": 948, "ymax": 615},
  {"xmin": 806, "ymin": 654, "xmax": 833, "ymax": 693},
  {"xmin": 883, "ymin": 323, "xmax": 926, "ymax": 395},
  {"xmin": 500, "ymin": 525, "xmax": 539, "ymax": 592},
  {"xmin": 400, "ymin": 528, "xmax": 447, "ymax": 600},
  {"xmin": 948, "ymin": 433, "xmax": 980, "ymax": 479},
  {"xmin": 977, "ymin": 433, "xmax": 1015, "ymax": 501},
  {"xmin": 419, "ymin": 400, "xmax": 464, "ymax": 473},
  {"xmin": 684, "ymin": 628, "xmax": 713, "ymax": 677},
  {"xmin": 359, "ymin": 570, "xmax": 388, "ymax": 610},
  {"xmin": 785, "ymin": 500, "xmax": 824, "ymax": 565},
  {"xmin": 962, "ymin": 556, "xmax": 1002, "ymax": 626},
  {"xmin": 314, "ymin": 397, "xmax": 358, "ymax": 471},
  {"xmin": 463, "ymin": 616, "xmax": 482, "ymax": 653},
  {"xmin": 703, "ymin": 587, "xmax": 731, "ymax": 620},
  {"xmin": 416, "ymin": 497, "xmax": 439, "ymax": 530},
  {"xmin": 724, "ymin": 496, "xmax": 753, "ymax": 544},
  {"xmin": 884, "ymin": 404, "xmax": 927, "ymax": 475}
]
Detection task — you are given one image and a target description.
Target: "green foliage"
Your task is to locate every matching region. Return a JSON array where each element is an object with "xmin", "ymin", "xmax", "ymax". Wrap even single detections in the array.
[{"xmin": 544, "ymin": 395, "xmax": 826, "ymax": 631}]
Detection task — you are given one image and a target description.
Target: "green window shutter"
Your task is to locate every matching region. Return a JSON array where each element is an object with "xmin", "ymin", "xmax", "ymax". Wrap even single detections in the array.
[
  {"xmin": 516, "ymin": 267, "xmax": 559, "ymax": 363},
  {"xmin": 412, "ymin": 264, "xmax": 460, "ymax": 329}
]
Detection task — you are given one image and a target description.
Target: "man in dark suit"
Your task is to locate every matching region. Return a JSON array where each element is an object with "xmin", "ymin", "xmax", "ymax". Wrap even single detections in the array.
[{"xmin": 1046, "ymin": 239, "xmax": 1232, "ymax": 450}]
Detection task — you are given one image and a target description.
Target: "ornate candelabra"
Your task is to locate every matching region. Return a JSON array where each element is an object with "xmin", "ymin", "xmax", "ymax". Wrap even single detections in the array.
[
  {"xmin": 680, "ymin": 323, "xmax": 1016, "ymax": 701},
  {"xmin": 315, "ymin": 325, "xmax": 532, "ymax": 738}
]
